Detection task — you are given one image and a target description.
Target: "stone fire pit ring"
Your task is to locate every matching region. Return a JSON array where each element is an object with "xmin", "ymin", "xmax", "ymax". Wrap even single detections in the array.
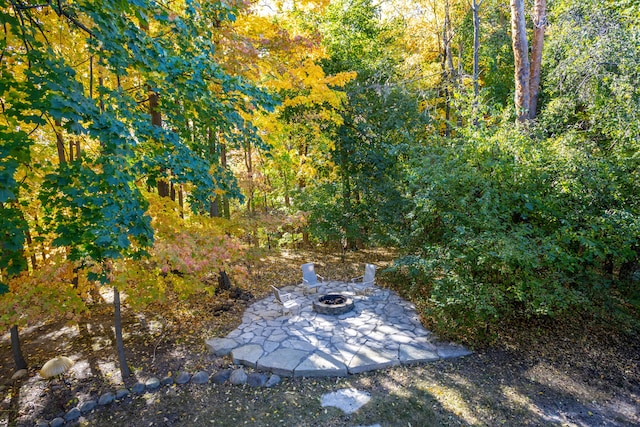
[{"xmin": 313, "ymin": 293, "xmax": 355, "ymax": 315}]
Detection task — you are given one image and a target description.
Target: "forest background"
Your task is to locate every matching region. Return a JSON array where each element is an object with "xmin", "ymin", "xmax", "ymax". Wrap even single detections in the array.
[{"xmin": 1, "ymin": 0, "xmax": 639, "ymax": 383}]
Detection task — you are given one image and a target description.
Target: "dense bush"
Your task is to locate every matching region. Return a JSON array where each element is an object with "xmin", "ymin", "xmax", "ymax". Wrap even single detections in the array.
[{"xmin": 394, "ymin": 122, "xmax": 639, "ymax": 338}]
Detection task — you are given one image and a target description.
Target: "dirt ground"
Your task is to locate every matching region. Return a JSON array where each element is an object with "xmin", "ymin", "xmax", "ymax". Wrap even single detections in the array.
[{"xmin": 1, "ymin": 249, "xmax": 639, "ymax": 426}]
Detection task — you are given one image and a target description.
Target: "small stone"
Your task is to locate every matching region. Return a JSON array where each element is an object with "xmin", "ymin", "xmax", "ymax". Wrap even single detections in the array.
[
  {"xmin": 11, "ymin": 369, "xmax": 28, "ymax": 380},
  {"xmin": 229, "ymin": 368, "xmax": 247, "ymax": 385},
  {"xmin": 175, "ymin": 371, "xmax": 191, "ymax": 384},
  {"xmin": 190, "ymin": 371, "xmax": 210, "ymax": 384},
  {"xmin": 246, "ymin": 372, "xmax": 268, "ymax": 387},
  {"xmin": 265, "ymin": 374, "xmax": 281, "ymax": 388},
  {"xmin": 131, "ymin": 382, "xmax": 146, "ymax": 394},
  {"xmin": 98, "ymin": 392, "xmax": 115, "ymax": 406},
  {"xmin": 64, "ymin": 407, "xmax": 81, "ymax": 421},
  {"xmin": 210, "ymin": 369, "xmax": 232, "ymax": 385},
  {"xmin": 115, "ymin": 388, "xmax": 130, "ymax": 400},
  {"xmin": 161, "ymin": 376, "xmax": 174, "ymax": 386},
  {"xmin": 50, "ymin": 417, "xmax": 65, "ymax": 427},
  {"xmin": 435, "ymin": 342, "xmax": 473, "ymax": 359},
  {"xmin": 35, "ymin": 419, "xmax": 49, "ymax": 427},
  {"xmin": 321, "ymin": 388, "xmax": 371, "ymax": 414},
  {"xmin": 79, "ymin": 399, "xmax": 97, "ymax": 413},
  {"xmin": 145, "ymin": 377, "xmax": 161, "ymax": 390}
]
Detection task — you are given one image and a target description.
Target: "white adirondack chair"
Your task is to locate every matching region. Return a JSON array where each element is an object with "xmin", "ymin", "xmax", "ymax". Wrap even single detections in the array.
[
  {"xmin": 349, "ymin": 263, "xmax": 377, "ymax": 295},
  {"xmin": 301, "ymin": 263, "xmax": 324, "ymax": 294},
  {"xmin": 271, "ymin": 286, "xmax": 299, "ymax": 316}
]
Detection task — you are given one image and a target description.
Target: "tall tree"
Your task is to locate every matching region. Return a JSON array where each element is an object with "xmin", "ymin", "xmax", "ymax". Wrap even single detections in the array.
[
  {"xmin": 528, "ymin": 0, "xmax": 546, "ymax": 119},
  {"xmin": 471, "ymin": 0, "xmax": 483, "ymax": 126},
  {"xmin": 510, "ymin": 0, "xmax": 530, "ymax": 122},
  {"xmin": 510, "ymin": 0, "xmax": 546, "ymax": 122},
  {"xmin": 1, "ymin": 0, "xmax": 275, "ymax": 378}
]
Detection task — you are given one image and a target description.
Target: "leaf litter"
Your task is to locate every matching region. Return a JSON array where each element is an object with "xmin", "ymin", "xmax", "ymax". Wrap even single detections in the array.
[{"xmin": 0, "ymin": 249, "xmax": 638, "ymax": 426}]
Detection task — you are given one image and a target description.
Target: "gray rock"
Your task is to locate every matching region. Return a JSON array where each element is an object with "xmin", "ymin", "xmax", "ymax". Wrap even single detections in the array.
[
  {"xmin": 35, "ymin": 419, "xmax": 49, "ymax": 427},
  {"xmin": 347, "ymin": 345, "xmax": 399, "ymax": 374},
  {"xmin": 98, "ymin": 392, "xmax": 115, "ymax": 406},
  {"xmin": 229, "ymin": 368, "xmax": 247, "ymax": 385},
  {"xmin": 131, "ymin": 382, "xmax": 146, "ymax": 394},
  {"xmin": 321, "ymin": 388, "xmax": 371, "ymax": 414},
  {"xmin": 145, "ymin": 377, "xmax": 161, "ymax": 390},
  {"xmin": 246, "ymin": 372, "xmax": 268, "ymax": 387},
  {"xmin": 50, "ymin": 417, "xmax": 65, "ymax": 427},
  {"xmin": 205, "ymin": 337, "xmax": 239, "ymax": 356},
  {"xmin": 210, "ymin": 369, "xmax": 232, "ymax": 385},
  {"xmin": 11, "ymin": 369, "xmax": 28, "ymax": 380},
  {"xmin": 231, "ymin": 344, "xmax": 264, "ymax": 367},
  {"xmin": 435, "ymin": 342, "xmax": 473, "ymax": 359},
  {"xmin": 64, "ymin": 407, "xmax": 81, "ymax": 421},
  {"xmin": 265, "ymin": 374, "xmax": 281, "ymax": 388},
  {"xmin": 399, "ymin": 344, "xmax": 440, "ymax": 364},
  {"xmin": 115, "ymin": 388, "xmax": 130, "ymax": 400},
  {"xmin": 294, "ymin": 351, "xmax": 347, "ymax": 377},
  {"xmin": 190, "ymin": 371, "xmax": 210, "ymax": 384},
  {"xmin": 79, "ymin": 399, "xmax": 97, "ymax": 413},
  {"xmin": 161, "ymin": 376, "xmax": 174, "ymax": 386},
  {"xmin": 175, "ymin": 371, "xmax": 191, "ymax": 384},
  {"xmin": 257, "ymin": 348, "xmax": 309, "ymax": 377}
]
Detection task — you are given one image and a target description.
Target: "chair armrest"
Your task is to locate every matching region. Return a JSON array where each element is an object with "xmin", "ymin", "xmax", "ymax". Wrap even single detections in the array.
[
  {"xmin": 317, "ymin": 274, "xmax": 325, "ymax": 281},
  {"xmin": 350, "ymin": 275, "xmax": 364, "ymax": 283}
]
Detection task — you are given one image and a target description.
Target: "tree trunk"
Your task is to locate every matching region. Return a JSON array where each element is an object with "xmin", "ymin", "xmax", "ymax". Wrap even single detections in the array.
[
  {"xmin": 55, "ymin": 120, "xmax": 67, "ymax": 165},
  {"xmin": 281, "ymin": 168, "xmax": 291, "ymax": 208},
  {"xmin": 339, "ymin": 135, "xmax": 356, "ymax": 251},
  {"xmin": 10, "ymin": 325, "xmax": 28, "ymax": 371},
  {"xmin": 141, "ymin": 21, "xmax": 169, "ymax": 198},
  {"xmin": 170, "ymin": 182, "xmax": 176, "ymax": 202},
  {"xmin": 510, "ymin": 0, "xmax": 530, "ymax": 123},
  {"xmin": 149, "ymin": 90, "xmax": 170, "ymax": 198},
  {"xmin": 207, "ymin": 127, "xmax": 220, "ymax": 218},
  {"xmin": 472, "ymin": 0, "xmax": 482, "ymax": 127},
  {"xmin": 217, "ymin": 270, "xmax": 232, "ymax": 292},
  {"xmin": 528, "ymin": 0, "xmax": 546, "ymax": 120},
  {"xmin": 178, "ymin": 185, "xmax": 184, "ymax": 219},
  {"xmin": 220, "ymin": 141, "xmax": 230, "ymax": 219},
  {"xmin": 442, "ymin": 0, "xmax": 453, "ymax": 136},
  {"xmin": 113, "ymin": 286, "xmax": 131, "ymax": 378},
  {"xmin": 19, "ymin": 210, "xmax": 36, "ymax": 270},
  {"xmin": 210, "ymin": 197, "xmax": 219, "ymax": 217}
]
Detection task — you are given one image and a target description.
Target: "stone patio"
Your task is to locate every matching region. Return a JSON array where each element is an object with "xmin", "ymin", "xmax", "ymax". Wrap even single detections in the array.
[{"xmin": 205, "ymin": 282, "xmax": 471, "ymax": 377}]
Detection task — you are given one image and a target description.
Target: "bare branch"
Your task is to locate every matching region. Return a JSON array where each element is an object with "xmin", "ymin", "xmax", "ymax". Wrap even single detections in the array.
[{"xmin": 47, "ymin": 0, "xmax": 95, "ymax": 37}]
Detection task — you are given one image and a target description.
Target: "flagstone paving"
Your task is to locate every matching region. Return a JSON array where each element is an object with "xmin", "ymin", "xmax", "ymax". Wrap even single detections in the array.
[{"xmin": 206, "ymin": 282, "xmax": 471, "ymax": 377}]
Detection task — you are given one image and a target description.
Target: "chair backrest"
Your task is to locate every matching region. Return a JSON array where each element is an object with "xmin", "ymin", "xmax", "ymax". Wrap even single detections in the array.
[
  {"xmin": 363, "ymin": 264, "xmax": 377, "ymax": 283},
  {"xmin": 301, "ymin": 263, "xmax": 318, "ymax": 284},
  {"xmin": 271, "ymin": 285, "xmax": 282, "ymax": 304}
]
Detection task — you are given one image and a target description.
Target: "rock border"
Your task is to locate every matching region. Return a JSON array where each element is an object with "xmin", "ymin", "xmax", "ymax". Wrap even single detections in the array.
[{"xmin": 33, "ymin": 366, "xmax": 280, "ymax": 427}]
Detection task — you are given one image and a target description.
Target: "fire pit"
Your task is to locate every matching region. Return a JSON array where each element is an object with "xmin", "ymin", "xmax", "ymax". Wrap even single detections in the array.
[{"xmin": 313, "ymin": 294, "xmax": 355, "ymax": 315}]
